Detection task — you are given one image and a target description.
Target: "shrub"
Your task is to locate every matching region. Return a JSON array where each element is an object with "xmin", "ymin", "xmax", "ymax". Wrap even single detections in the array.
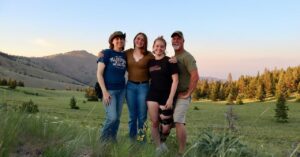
[
  {"xmin": 193, "ymin": 106, "xmax": 200, "ymax": 110},
  {"xmin": 70, "ymin": 96, "xmax": 79, "ymax": 110},
  {"xmin": 185, "ymin": 131, "xmax": 252, "ymax": 157},
  {"xmin": 85, "ymin": 87, "xmax": 98, "ymax": 101},
  {"xmin": 19, "ymin": 99, "xmax": 39, "ymax": 113}
]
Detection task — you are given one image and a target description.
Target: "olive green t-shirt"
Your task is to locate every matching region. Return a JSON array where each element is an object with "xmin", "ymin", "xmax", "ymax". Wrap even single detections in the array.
[
  {"xmin": 175, "ymin": 50, "xmax": 197, "ymax": 92},
  {"xmin": 125, "ymin": 48, "xmax": 154, "ymax": 82}
]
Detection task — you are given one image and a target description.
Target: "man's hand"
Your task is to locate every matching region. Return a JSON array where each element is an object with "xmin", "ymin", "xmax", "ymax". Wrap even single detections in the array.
[
  {"xmin": 177, "ymin": 91, "xmax": 190, "ymax": 99},
  {"xmin": 168, "ymin": 56, "xmax": 177, "ymax": 63},
  {"xmin": 98, "ymin": 50, "xmax": 104, "ymax": 58}
]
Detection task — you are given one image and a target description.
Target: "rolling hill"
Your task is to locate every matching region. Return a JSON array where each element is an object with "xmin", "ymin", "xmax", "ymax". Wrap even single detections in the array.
[{"xmin": 0, "ymin": 50, "xmax": 97, "ymax": 89}]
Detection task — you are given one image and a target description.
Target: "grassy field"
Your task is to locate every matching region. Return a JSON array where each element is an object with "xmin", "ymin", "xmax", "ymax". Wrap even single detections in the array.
[{"xmin": 0, "ymin": 86, "xmax": 300, "ymax": 157}]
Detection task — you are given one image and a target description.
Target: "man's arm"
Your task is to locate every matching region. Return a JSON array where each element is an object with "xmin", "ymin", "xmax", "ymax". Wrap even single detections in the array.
[{"xmin": 178, "ymin": 69, "xmax": 199, "ymax": 99}]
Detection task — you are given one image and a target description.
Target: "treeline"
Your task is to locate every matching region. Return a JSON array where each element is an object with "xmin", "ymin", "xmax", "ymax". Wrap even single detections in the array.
[
  {"xmin": 0, "ymin": 78, "xmax": 25, "ymax": 89},
  {"xmin": 193, "ymin": 66, "xmax": 300, "ymax": 102}
]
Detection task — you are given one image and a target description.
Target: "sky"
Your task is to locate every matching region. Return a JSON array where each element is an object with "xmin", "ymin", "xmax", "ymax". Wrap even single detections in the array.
[{"xmin": 0, "ymin": 0, "xmax": 299, "ymax": 79}]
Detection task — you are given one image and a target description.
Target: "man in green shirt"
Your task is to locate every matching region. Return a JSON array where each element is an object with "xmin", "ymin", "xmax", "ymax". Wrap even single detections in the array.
[{"xmin": 171, "ymin": 31, "xmax": 199, "ymax": 156}]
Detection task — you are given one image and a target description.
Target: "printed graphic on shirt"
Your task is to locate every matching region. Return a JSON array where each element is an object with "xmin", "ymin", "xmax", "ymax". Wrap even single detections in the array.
[
  {"xmin": 110, "ymin": 56, "xmax": 126, "ymax": 69},
  {"xmin": 149, "ymin": 65, "xmax": 161, "ymax": 72}
]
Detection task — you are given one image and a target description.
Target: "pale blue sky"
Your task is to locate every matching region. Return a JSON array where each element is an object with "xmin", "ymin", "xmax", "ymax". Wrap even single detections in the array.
[{"xmin": 0, "ymin": 0, "xmax": 299, "ymax": 79}]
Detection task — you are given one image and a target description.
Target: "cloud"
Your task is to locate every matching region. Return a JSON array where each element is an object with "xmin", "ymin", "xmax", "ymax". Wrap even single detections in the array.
[{"xmin": 31, "ymin": 38, "xmax": 53, "ymax": 47}]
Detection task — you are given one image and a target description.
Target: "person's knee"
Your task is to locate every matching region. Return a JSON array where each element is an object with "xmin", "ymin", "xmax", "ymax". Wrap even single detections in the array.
[
  {"xmin": 175, "ymin": 122, "xmax": 185, "ymax": 128},
  {"xmin": 162, "ymin": 128, "xmax": 170, "ymax": 134},
  {"xmin": 151, "ymin": 121, "xmax": 159, "ymax": 128}
]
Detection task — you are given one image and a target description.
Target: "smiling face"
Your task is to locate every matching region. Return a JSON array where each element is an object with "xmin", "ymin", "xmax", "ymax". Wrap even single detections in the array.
[
  {"xmin": 134, "ymin": 34, "xmax": 146, "ymax": 49},
  {"xmin": 171, "ymin": 35, "xmax": 184, "ymax": 51},
  {"xmin": 153, "ymin": 39, "xmax": 166, "ymax": 56},
  {"xmin": 112, "ymin": 36, "xmax": 125, "ymax": 51}
]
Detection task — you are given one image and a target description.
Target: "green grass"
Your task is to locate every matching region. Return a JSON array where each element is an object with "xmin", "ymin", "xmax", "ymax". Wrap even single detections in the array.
[{"xmin": 1, "ymin": 86, "xmax": 300, "ymax": 156}]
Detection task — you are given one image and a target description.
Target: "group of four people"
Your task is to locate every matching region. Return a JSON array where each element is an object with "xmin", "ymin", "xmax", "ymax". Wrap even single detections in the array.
[{"xmin": 96, "ymin": 30, "xmax": 199, "ymax": 155}]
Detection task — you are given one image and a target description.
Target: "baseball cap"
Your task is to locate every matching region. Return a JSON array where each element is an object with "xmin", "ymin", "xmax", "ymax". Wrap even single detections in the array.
[
  {"xmin": 109, "ymin": 31, "xmax": 126, "ymax": 44},
  {"xmin": 171, "ymin": 31, "xmax": 184, "ymax": 39}
]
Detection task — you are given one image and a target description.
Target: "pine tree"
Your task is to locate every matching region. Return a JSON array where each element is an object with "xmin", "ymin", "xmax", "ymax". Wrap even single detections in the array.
[
  {"xmin": 218, "ymin": 84, "xmax": 226, "ymax": 100},
  {"xmin": 201, "ymin": 80, "xmax": 209, "ymax": 98},
  {"xmin": 17, "ymin": 81, "xmax": 24, "ymax": 87},
  {"xmin": 8, "ymin": 79, "xmax": 17, "ymax": 89},
  {"xmin": 70, "ymin": 96, "xmax": 79, "ymax": 109},
  {"xmin": 209, "ymin": 81, "xmax": 220, "ymax": 101},
  {"xmin": 276, "ymin": 73, "xmax": 289, "ymax": 98},
  {"xmin": 247, "ymin": 79, "xmax": 257, "ymax": 99},
  {"xmin": 226, "ymin": 93, "xmax": 235, "ymax": 105},
  {"xmin": 192, "ymin": 88, "xmax": 201, "ymax": 101},
  {"xmin": 256, "ymin": 81, "xmax": 266, "ymax": 102},
  {"xmin": 275, "ymin": 92, "xmax": 288, "ymax": 122},
  {"xmin": 236, "ymin": 94, "xmax": 244, "ymax": 105}
]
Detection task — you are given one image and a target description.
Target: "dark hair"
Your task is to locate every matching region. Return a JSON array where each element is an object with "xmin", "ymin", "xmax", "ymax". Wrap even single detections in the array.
[
  {"xmin": 133, "ymin": 32, "xmax": 148, "ymax": 55},
  {"xmin": 109, "ymin": 31, "xmax": 126, "ymax": 51}
]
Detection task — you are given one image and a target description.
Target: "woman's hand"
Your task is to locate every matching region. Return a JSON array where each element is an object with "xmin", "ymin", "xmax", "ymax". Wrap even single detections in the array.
[
  {"xmin": 102, "ymin": 91, "xmax": 111, "ymax": 105},
  {"xmin": 165, "ymin": 98, "xmax": 173, "ymax": 109}
]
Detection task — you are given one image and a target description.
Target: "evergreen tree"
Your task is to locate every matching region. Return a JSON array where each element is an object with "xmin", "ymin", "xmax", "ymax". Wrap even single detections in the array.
[
  {"xmin": 1, "ymin": 78, "xmax": 7, "ymax": 85},
  {"xmin": 236, "ymin": 94, "xmax": 244, "ymax": 105},
  {"xmin": 227, "ymin": 73, "xmax": 233, "ymax": 83},
  {"xmin": 247, "ymin": 79, "xmax": 257, "ymax": 99},
  {"xmin": 226, "ymin": 93, "xmax": 235, "ymax": 105},
  {"xmin": 237, "ymin": 75, "xmax": 246, "ymax": 95},
  {"xmin": 8, "ymin": 79, "xmax": 17, "ymax": 89},
  {"xmin": 218, "ymin": 84, "xmax": 226, "ymax": 100},
  {"xmin": 275, "ymin": 92, "xmax": 288, "ymax": 122},
  {"xmin": 256, "ymin": 81, "xmax": 266, "ymax": 102},
  {"xmin": 192, "ymin": 88, "xmax": 201, "ymax": 101},
  {"xmin": 209, "ymin": 81, "xmax": 220, "ymax": 101},
  {"xmin": 69, "ymin": 96, "xmax": 79, "ymax": 109},
  {"xmin": 263, "ymin": 69, "xmax": 275, "ymax": 97},
  {"xmin": 276, "ymin": 73, "xmax": 289, "ymax": 98},
  {"xmin": 201, "ymin": 80, "xmax": 210, "ymax": 98},
  {"xmin": 17, "ymin": 81, "xmax": 24, "ymax": 87}
]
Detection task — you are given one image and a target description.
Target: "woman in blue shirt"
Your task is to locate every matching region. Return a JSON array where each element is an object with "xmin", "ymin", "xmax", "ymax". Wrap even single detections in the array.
[{"xmin": 97, "ymin": 31, "xmax": 127, "ymax": 142}]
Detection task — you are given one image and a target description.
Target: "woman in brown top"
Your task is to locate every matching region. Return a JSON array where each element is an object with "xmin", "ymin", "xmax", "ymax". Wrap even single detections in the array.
[{"xmin": 125, "ymin": 33, "xmax": 153, "ymax": 141}]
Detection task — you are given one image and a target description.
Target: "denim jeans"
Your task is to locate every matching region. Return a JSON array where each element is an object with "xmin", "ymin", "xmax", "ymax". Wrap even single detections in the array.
[
  {"xmin": 100, "ymin": 88, "xmax": 125, "ymax": 142},
  {"xmin": 126, "ymin": 81, "xmax": 149, "ymax": 140}
]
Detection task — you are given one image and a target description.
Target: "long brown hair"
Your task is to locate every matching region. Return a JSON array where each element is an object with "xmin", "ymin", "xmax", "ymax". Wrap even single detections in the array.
[{"xmin": 133, "ymin": 32, "xmax": 148, "ymax": 55}]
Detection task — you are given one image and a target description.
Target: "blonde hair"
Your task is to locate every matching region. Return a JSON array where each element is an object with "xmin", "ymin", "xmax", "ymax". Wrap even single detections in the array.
[{"xmin": 153, "ymin": 36, "xmax": 166, "ymax": 48}]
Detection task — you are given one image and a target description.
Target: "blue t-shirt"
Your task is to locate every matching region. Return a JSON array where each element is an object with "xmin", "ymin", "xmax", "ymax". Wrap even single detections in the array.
[{"xmin": 97, "ymin": 49, "xmax": 127, "ymax": 90}]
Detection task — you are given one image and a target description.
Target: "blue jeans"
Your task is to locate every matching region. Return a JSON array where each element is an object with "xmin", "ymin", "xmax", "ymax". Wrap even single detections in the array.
[
  {"xmin": 100, "ymin": 88, "xmax": 125, "ymax": 142},
  {"xmin": 126, "ymin": 81, "xmax": 149, "ymax": 140}
]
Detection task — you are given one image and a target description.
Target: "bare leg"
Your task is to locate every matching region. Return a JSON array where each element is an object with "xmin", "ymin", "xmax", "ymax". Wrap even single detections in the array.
[
  {"xmin": 147, "ymin": 101, "xmax": 160, "ymax": 147},
  {"xmin": 175, "ymin": 123, "xmax": 186, "ymax": 154}
]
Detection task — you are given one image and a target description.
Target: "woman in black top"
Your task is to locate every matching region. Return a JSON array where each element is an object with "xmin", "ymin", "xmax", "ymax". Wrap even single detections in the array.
[{"xmin": 146, "ymin": 36, "xmax": 179, "ymax": 151}]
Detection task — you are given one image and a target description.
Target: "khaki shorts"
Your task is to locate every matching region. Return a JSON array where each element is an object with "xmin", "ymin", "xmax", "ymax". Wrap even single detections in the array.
[{"xmin": 173, "ymin": 97, "xmax": 191, "ymax": 124}]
